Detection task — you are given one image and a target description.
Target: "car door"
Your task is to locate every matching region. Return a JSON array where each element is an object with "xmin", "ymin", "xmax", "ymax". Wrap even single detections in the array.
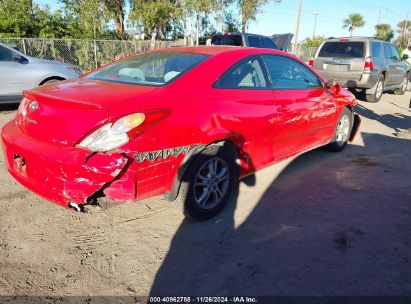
[
  {"xmin": 383, "ymin": 43, "xmax": 397, "ymax": 85},
  {"xmin": 260, "ymin": 54, "xmax": 337, "ymax": 160},
  {"xmin": 390, "ymin": 45, "xmax": 404, "ymax": 84},
  {"xmin": 0, "ymin": 45, "xmax": 32, "ymax": 97},
  {"xmin": 213, "ymin": 55, "xmax": 276, "ymax": 171}
]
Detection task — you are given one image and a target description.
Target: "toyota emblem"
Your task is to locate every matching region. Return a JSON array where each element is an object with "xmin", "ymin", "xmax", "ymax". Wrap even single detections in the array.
[{"xmin": 29, "ymin": 100, "xmax": 38, "ymax": 112}]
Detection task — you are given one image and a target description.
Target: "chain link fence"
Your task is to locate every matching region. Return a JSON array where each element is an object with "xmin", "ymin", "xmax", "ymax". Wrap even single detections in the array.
[
  {"xmin": 294, "ymin": 44, "xmax": 317, "ymax": 62},
  {"xmin": 0, "ymin": 37, "xmax": 316, "ymax": 71},
  {"xmin": 0, "ymin": 38, "xmax": 183, "ymax": 72}
]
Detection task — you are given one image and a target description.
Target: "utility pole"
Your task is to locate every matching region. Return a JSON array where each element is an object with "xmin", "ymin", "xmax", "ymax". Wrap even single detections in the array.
[
  {"xmin": 292, "ymin": 0, "xmax": 304, "ymax": 54},
  {"xmin": 313, "ymin": 12, "xmax": 319, "ymax": 38},
  {"xmin": 377, "ymin": 7, "xmax": 388, "ymax": 25}
]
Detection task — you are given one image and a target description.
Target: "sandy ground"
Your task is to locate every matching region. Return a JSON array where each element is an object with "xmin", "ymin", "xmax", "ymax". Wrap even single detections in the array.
[{"xmin": 0, "ymin": 91, "xmax": 410, "ymax": 297}]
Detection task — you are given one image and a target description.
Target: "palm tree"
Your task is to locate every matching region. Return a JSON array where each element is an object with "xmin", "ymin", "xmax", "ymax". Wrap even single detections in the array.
[{"xmin": 343, "ymin": 13, "xmax": 365, "ymax": 37}]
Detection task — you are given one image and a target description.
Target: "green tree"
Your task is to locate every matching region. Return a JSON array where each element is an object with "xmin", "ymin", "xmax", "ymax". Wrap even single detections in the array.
[
  {"xmin": 302, "ymin": 36, "xmax": 326, "ymax": 48},
  {"xmin": 396, "ymin": 20, "xmax": 411, "ymax": 48},
  {"xmin": 374, "ymin": 23, "xmax": 394, "ymax": 42},
  {"xmin": 59, "ymin": 0, "xmax": 114, "ymax": 39},
  {"xmin": 129, "ymin": 0, "xmax": 177, "ymax": 40},
  {"xmin": 0, "ymin": 0, "xmax": 36, "ymax": 37},
  {"xmin": 342, "ymin": 13, "xmax": 365, "ymax": 37},
  {"xmin": 104, "ymin": 0, "xmax": 127, "ymax": 39},
  {"xmin": 224, "ymin": 11, "xmax": 241, "ymax": 32},
  {"xmin": 238, "ymin": 0, "xmax": 268, "ymax": 33}
]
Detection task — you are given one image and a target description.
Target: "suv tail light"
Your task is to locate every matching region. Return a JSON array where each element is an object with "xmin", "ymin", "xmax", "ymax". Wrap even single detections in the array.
[
  {"xmin": 364, "ymin": 56, "xmax": 374, "ymax": 72},
  {"xmin": 308, "ymin": 57, "xmax": 314, "ymax": 67}
]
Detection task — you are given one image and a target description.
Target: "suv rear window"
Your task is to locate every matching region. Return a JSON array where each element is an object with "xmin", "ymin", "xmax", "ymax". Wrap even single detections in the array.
[
  {"xmin": 318, "ymin": 41, "xmax": 365, "ymax": 58},
  {"xmin": 211, "ymin": 35, "xmax": 243, "ymax": 46}
]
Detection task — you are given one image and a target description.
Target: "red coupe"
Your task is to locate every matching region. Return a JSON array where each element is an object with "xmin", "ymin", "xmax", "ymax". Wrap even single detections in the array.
[{"xmin": 1, "ymin": 46, "xmax": 360, "ymax": 220}]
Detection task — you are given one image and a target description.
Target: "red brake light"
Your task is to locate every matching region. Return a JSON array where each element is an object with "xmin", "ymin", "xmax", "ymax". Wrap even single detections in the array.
[
  {"xmin": 339, "ymin": 38, "xmax": 350, "ymax": 42},
  {"xmin": 364, "ymin": 56, "xmax": 374, "ymax": 72},
  {"xmin": 308, "ymin": 57, "xmax": 314, "ymax": 67}
]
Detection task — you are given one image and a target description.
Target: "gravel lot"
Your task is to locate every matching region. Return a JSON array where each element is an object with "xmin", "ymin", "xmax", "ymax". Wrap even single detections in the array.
[{"xmin": 0, "ymin": 92, "xmax": 410, "ymax": 297}]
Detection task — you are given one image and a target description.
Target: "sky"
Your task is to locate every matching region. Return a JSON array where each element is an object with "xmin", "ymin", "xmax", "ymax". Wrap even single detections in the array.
[{"xmin": 35, "ymin": 0, "xmax": 410, "ymax": 41}]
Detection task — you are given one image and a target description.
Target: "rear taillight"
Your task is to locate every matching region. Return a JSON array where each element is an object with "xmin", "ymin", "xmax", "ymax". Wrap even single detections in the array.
[
  {"xmin": 308, "ymin": 57, "xmax": 314, "ymax": 67},
  {"xmin": 364, "ymin": 56, "xmax": 374, "ymax": 72}
]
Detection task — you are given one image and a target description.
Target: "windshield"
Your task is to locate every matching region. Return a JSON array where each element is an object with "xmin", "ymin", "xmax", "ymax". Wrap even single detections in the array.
[
  {"xmin": 318, "ymin": 41, "xmax": 365, "ymax": 58},
  {"xmin": 85, "ymin": 52, "xmax": 210, "ymax": 86}
]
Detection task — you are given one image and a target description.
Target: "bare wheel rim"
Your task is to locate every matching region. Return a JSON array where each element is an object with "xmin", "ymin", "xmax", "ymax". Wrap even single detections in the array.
[
  {"xmin": 336, "ymin": 114, "xmax": 350, "ymax": 146},
  {"xmin": 194, "ymin": 158, "xmax": 230, "ymax": 210},
  {"xmin": 375, "ymin": 79, "xmax": 383, "ymax": 99}
]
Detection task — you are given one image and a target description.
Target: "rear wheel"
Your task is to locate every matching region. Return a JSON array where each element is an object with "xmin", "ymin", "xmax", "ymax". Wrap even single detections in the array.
[
  {"xmin": 177, "ymin": 144, "xmax": 238, "ymax": 221},
  {"xmin": 366, "ymin": 74, "xmax": 384, "ymax": 103},
  {"xmin": 325, "ymin": 108, "xmax": 353, "ymax": 152},
  {"xmin": 394, "ymin": 74, "xmax": 408, "ymax": 95}
]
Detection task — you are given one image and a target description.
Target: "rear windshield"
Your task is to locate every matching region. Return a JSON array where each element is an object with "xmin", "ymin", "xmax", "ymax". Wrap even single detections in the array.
[
  {"xmin": 211, "ymin": 35, "xmax": 243, "ymax": 46},
  {"xmin": 85, "ymin": 52, "xmax": 209, "ymax": 86},
  {"xmin": 318, "ymin": 41, "xmax": 365, "ymax": 58}
]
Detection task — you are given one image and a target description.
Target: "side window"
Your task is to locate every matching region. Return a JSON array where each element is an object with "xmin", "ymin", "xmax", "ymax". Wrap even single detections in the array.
[
  {"xmin": 248, "ymin": 36, "xmax": 261, "ymax": 48},
  {"xmin": 0, "ymin": 46, "xmax": 13, "ymax": 61},
  {"xmin": 215, "ymin": 56, "xmax": 267, "ymax": 89},
  {"xmin": 262, "ymin": 38, "xmax": 277, "ymax": 49},
  {"xmin": 261, "ymin": 55, "xmax": 321, "ymax": 89},
  {"xmin": 372, "ymin": 42, "xmax": 381, "ymax": 58},
  {"xmin": 390, "ymin": 45, "xmax": 401, "ymax": 61},
  {"xmin": 384, "ymin": 44, "xmax": 392, "ymax": 60}
]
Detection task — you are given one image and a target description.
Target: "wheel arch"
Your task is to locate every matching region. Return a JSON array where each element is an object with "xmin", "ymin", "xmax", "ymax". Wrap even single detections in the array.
[
  {"xmin": 39, "ymin": 76, "xmax": 65, "ymax": 86},
  {"xmin": 163, "ymin": 137, "xmax": 241, "ymax": 202}
]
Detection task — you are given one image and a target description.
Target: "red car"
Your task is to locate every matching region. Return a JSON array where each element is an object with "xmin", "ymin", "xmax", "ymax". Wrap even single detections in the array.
[{"xmin": 1, "ymin": 46, "xmax": 360, "ymax": 220}]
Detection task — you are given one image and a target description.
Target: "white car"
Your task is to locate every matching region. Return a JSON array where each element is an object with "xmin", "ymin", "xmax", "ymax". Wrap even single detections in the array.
[{"xmin": 0, "ymin": 42, "xmax": 82, "ymax": 103}]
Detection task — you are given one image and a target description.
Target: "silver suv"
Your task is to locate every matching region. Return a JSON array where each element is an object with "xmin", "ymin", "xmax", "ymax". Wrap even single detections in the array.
[
  {"xmin": 311, "ymin": 37, "xmax": 410, "ymax": 102},
  {"xmin": 0, "ymin": 42, "xmax": 82, "ymax": 103}
]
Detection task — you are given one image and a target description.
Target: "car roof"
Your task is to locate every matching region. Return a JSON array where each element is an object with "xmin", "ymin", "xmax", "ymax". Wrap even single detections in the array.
[
  {"xmin": 151, "ymin": 45, "xmax": 283, "ymax": 56},
  {"xmin": 324, "ymin": 37, "xmax": 387, "ymax": 43}
]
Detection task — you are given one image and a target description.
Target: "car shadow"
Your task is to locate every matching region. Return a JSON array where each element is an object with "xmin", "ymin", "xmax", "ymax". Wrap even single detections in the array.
[
  {"xmin": 355, "ymin": 103, "xmax": 411, "ymax": 133},
  {"xmin": 0, "ymin": 103, "xmax": 19, "ymax": 112},
  {"xmin": 149, "ymin": 132, "xmax": 411, "ymax": 296}
]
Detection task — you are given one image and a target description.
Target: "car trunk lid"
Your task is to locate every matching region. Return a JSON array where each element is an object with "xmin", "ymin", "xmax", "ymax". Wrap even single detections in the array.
[{"xmin": 16, "ymin": 79, "xmax": 157, "ymax": 147}]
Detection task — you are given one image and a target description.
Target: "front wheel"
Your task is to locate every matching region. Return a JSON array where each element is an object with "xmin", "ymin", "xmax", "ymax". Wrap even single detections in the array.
[
  {"xmin": 177, "ymin": 144, "xmax": 238, "ymax": 221},
  {"xmin": 394, "ymin": 74, "xmax": 409, "ymax": 95},
  {"xmin": 325, "ymin": 108, "xmax": 353, "ymax": 152}
]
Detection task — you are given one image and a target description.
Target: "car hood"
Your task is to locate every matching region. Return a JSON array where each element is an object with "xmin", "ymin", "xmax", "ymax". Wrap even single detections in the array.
[
  {"xmin": 18, "ymin": 79, "xmax": 160, "ymax": 147},
  {"xmin": 28, "ymin": 56, "xmax": 77, "ymax": 68}
]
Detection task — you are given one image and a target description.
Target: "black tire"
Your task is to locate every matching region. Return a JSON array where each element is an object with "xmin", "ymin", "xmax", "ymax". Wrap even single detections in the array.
[
  {"xmin": 178, "ymin": 144, "xmax": 238, "ymax": 221},
  {"xmin": 393, "ymin": 74, "xmax": 409, "ymax": 95},
  {"xmin": 325, "ymin": 108, "xmax": 353, "ymax": 152},
  {"xmin": 366, "ymin": 74, "xmax": 384, "ymax": 103}
]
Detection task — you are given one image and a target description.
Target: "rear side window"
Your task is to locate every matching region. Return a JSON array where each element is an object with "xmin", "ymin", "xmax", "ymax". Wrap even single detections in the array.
[
  {"xmin": 211, "ymin": 35, "xmax": 243, "ymax": 46},
  {"xmin": 215, "ymin": 56, "xmax": 267, "ymax": 89},
  {"xmin": 318, "ymin": 41, "xmax": 364, "ymax": 58},
  {"xmin": 372, "ymin": 42, "xmax": 382, "ymax": 58},
  {"xmin": 384, "ymin": 44, "xmax": 392, "ymax": 59},
  {"xmin": 390, "ymin": 45, "xmax": 401, "ymax": 61},
  {"xmin": 261, "ymin": 38, "xmax": 278, "ymax": 49},
  {"xmin": 248, "ymin": 36, "xmax": 261, "ymax": 48}
]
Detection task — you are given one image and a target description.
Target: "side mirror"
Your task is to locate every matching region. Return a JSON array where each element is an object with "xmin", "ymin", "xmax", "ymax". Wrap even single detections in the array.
[
  {"xmin": 12, "ymin": 53, "xmax": 27, "ymax": 63},
  {"xmin": 402, "ymin": 54, "xmax": 409, "ymax": 61},
  {"xmin": 324, "ymin": 79, "xmax": 341, "ymax": 94}
]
